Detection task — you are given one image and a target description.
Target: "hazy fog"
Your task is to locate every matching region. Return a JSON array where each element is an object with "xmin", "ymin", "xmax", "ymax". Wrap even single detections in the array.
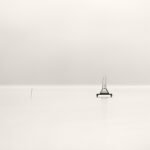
[{"xmin": 0, "ymin": 0, "xmax": 150, "ymax": 84}]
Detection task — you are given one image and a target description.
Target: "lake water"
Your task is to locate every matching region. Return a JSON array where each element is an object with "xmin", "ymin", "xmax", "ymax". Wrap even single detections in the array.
[{"xmin": 0, "ymin": 86, "xmax": 150, "ymax": 150}]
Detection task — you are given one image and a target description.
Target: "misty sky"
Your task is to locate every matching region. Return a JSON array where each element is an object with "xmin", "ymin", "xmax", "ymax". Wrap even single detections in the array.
[{"xmin": 0, "ymin": 0, "xmax": 150, "ymax": 84}]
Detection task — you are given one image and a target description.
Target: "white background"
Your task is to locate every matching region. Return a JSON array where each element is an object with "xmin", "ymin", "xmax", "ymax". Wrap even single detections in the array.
[
  {"xmin": 0, "ymin": 0, "xmax": 150, "ymax": 84},
  {"xmin": 0, "ymin": 86, "xmax": 150, "ymax": 149}
]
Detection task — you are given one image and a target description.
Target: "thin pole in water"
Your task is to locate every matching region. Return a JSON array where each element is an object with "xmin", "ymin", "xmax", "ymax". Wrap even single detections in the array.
[{"xmin": 30, "ymin": 88, "xmax": 33, "ymax": 100}]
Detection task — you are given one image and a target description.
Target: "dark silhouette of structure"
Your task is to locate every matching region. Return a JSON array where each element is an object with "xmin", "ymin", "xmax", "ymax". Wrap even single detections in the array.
[{"xmin": 96, "ymin": 77, "xmax": 112, "ymax": 98}]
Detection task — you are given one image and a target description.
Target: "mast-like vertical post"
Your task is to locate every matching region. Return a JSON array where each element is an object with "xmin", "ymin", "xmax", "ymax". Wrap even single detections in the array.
[
  {"xmin": 105, "ymin": 76, "xmax": 107, "ymax": 88},
  {"xmin": 102, "ymin": 76, "xmax": 107, "ymax": 89}
]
